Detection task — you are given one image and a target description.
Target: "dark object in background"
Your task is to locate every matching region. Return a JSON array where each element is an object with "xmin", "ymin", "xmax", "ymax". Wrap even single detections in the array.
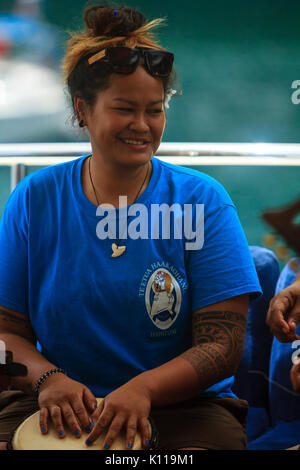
[
  {"xmin": 262, "ymin": 196, "xmax": 300, "ymax": 257},
  {"xmin": 0, "ymin": 350, "xmax": 28, "ymax": 376},
  {"xmin": 0, "ymin": 350, "xmax": 27, "ymax": 390}
]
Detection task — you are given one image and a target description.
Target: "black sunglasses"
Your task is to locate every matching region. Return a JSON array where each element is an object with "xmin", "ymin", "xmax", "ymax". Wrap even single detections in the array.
[{"xmin": 89, "ymin": 46, "xmax": 174, "ymax": 78}]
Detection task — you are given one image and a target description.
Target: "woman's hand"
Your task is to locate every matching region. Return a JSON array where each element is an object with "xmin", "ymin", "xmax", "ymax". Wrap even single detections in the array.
[
  {"xmin": 38, "ymin": 373, "xmax": 97, "ymax": 439},
  {"xmin": 85, "ymin": 379, "xmax": 152, "ymax": 450},
  {"xmin": 266, "ymin": 282, "xmax": 300, "ymax": 343}
]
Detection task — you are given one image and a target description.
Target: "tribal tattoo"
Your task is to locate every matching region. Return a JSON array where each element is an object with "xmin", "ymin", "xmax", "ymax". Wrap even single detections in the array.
[
  {"xmin": 180, "ymin": 310, "xmax": 247, "ymax": 389},
  {"xmin": 0, "ymin": 307, "xmax": 28, "ymax": 325},
  {"xmin": 0, "ymin": 307, "xmax": 36, "ymax": 344}
]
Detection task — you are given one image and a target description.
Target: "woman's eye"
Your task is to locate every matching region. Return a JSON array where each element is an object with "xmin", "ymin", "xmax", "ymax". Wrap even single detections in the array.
[
  {"xmin": 149, "ymin": 109, "xmax": 163, "ymax": 114},
  {"xmin": 114, "ymin": 108, "xmax": 163, "ymax": 114},
  {"xmin": 117, "ymin": 108, "xmax": 133, "ymax": 112}
]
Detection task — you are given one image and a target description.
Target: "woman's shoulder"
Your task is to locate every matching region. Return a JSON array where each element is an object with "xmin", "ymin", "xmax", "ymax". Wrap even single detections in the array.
[
  {"xmin": 5, "ymin": 156, "xmax": 85, "ymax": 211},
  {"xmin": 26, "ymin": 156, "xmax": 83, "ymax": 186},
  {"xmin": 13, "ymin": 156, "xmax": 84, "ymax": 194},
  {"xmin": 154, "ymin": 157, "xmax": 234, "ymax": 206}
]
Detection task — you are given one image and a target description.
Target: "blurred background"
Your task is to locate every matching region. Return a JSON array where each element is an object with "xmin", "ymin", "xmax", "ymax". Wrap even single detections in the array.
[{"xmin": 1, "ymin": 0, "xmax": 300, "ymax": 143}]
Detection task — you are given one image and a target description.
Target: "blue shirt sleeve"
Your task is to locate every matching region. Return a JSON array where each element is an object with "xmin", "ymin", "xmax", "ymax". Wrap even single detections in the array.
[
  {"xmin": 0, "ymin": 180, "xmax": 29, "ymax": 315},
  {"xmin": 186, "ymin": 202, "xmax": 262, "ymax": 313}
]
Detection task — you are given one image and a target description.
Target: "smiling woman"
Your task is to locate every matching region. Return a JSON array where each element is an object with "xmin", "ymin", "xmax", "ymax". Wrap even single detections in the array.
[
  {"xmin": 66, "ymin": 7, "xmax": 174, "ymax": 208},
  {"xmin": 0, "ymin": 3, "xmax": 261, "ymax": 451}
]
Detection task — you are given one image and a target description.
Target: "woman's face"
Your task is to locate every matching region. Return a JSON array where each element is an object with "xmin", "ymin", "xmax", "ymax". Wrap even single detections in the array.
[{"xmin": 79, "ymin": 65, "xmax": 166, "ymax": 168}]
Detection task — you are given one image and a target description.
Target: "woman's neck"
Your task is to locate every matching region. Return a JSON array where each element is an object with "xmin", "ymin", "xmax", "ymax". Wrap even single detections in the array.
[{"xmin": 82, "ymin": 155, "xmax": 152, "ymax": 208}]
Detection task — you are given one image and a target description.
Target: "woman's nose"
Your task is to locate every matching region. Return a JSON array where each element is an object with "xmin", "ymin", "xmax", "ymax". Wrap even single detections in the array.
[{"xmin": 128, "ymin": 113, "xmax": 149, "ymax": 132}]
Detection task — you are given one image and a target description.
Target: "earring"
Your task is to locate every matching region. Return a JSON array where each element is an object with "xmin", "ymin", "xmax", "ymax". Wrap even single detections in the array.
[{"xmin": 79, "ymin": 119, "xmax": 85, "ymax": 128}]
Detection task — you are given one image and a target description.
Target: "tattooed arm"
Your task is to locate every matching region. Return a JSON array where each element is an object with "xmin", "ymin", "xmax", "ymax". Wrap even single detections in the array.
[
  {"xmin": 130, "ymin": 294, "xmax": 249, "ymax": 406},
  {"xmin": 179, "ymin": 308, "xmax": 247, "ymax": 389},
  {"xmin": 0, "ymin": 305, "xmax": 57, "ymax": 394}
]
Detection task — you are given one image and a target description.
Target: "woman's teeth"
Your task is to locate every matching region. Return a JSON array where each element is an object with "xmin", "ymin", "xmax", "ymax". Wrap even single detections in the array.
[{"xmin": 121, "ymin": 139, "xmax": 147, "ymax": 145}]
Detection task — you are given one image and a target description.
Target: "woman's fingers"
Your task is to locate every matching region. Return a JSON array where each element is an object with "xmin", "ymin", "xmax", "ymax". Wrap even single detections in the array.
[
  {"xmin": 124, "ymin": 416, "xmax": 137, "ymax": 450},
  {"xmin": 102, "ymin": 414, "xmax": 127, "ymax": 450},
  {"xmin": 139, "ymin": 417, "xmax": 152, "ymax": 449},
  {"xmin": 39, "ymin": 402, "xmax": 94, "ymax": 438},
  {"xmin": 70, "ymin": 396, "xmax": 95, "ymax": 433},
  {"xmin": 39, "ymin": 406, "xmax": 49, "ymax": 435},
  {"xmin": 266, "ymin": 296, "xmax": 300, "ymax": 342},
  {"xmin": 39, "ymin": 403, "xmax": 152, "ymax": 449},
  {"xmin": 83, "ymin": 387, "xmax": 99, "ymax": 414},
  {"xmin": 37, "ymin": 378, "xmax": 99, "ymax": 440},
  {"xmin": 89, "ymin": 398, "xmax": 104, "ymax": 423},
  {"xmin": 60, "ymin": 402, "xmax": 82, "ymax": 438},
  {"xmin": 86, "ymin": 406, "xmax": 115, "ymax": 448},
  {"xmin": 84, "ymin": 383, "xmax": 152, "ymax": 449},
  {"xmin": 272, "ymin": 318, "xmax": 299, "ymax": 342},
  {"xmin": 49, "ymin": 405, "xmax": 66, "ymax": 438},
  {"xmin": 85, "ymin": 410, "xmax": 151, "ymax": 449},
  {"xmin": 39, "ymin": 397, "xmax": 96, "ymax": 438}
]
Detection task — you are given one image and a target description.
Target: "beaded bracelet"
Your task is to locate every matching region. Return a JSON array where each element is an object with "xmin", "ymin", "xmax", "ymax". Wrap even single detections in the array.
[{"xmin": 34, "ymin": 368, "xmax": 66, "ymax": 395}]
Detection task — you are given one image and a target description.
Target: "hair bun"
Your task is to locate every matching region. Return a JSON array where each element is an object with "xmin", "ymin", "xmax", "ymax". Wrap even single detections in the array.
[{"xmin": 84, "ymin": 5, "xmax": 147, "ymax": 38}]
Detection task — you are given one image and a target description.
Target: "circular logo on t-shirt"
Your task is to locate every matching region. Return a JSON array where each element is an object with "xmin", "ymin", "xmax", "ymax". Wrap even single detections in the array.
[{"xmin": 145, "ymin": 268, "xmax": 182, "ymax": 330}]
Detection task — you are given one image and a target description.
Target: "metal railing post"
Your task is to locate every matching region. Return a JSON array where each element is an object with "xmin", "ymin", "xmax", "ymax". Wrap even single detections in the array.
[{"xmin": 10, "ymin": 163, "xmax": 26, "ymax": 192}]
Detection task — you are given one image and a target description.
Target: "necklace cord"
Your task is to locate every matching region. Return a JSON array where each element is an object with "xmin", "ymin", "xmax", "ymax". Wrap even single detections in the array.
[{"xmin": 88, "ymin": 156, "xmax": 150, "ymax": 246}]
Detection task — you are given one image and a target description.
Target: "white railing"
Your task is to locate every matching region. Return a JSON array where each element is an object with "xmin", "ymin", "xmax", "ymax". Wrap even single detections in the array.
[{"xmin": 1, "ymin": 142, "xmax": 300, "ymax": 191}]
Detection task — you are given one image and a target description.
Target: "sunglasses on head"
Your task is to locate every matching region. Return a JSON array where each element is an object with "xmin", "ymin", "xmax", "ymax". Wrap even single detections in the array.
[{"xmin": 88, "ymin": 46, "xmax": 174, "ymax": 78}]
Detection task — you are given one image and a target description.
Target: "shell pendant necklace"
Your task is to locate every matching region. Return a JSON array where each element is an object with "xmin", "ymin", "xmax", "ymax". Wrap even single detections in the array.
[{"xmin": 88, "ymin": 156, "xmax": 150, "ymax": 258}]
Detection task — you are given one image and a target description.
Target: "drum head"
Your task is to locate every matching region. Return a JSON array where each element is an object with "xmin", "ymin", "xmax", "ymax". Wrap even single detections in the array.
[{"xmin": 9, "ymin": 398, "xmax": 148, "ymax": 450}]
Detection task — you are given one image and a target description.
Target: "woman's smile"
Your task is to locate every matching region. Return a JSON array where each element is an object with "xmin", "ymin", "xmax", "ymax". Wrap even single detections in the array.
[{"xmin": 117, "ymin": 136, "xmax": 151, "ymax": 151}]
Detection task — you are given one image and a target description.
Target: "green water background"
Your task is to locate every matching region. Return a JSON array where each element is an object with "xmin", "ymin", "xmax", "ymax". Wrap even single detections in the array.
[{"xmin": 1, "ymin": 0, "xmax": 300, "ymax": 143}]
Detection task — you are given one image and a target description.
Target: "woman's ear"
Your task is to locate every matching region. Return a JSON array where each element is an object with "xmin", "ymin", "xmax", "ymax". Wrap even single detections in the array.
[{"xmin": 74, "ymin": 96, "xmax": 87, "ymax": 127}]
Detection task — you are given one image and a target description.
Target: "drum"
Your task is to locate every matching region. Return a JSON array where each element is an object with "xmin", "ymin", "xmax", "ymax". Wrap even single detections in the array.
[{"xmin": 8, "ymin": 398, "xmax": 158, "ymax": 450}]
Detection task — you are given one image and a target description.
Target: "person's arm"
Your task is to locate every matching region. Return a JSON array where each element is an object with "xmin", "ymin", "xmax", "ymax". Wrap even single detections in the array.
[
  {"xmin": 266, "ymin": 272, "xmax": 300, "ymax": 343},
  {"xmin": 87, "ymin": 293, "xmax": 248, "ymax": 449},
  {"xmin": 136, "ymin": 293, "xmax": 248, "ymax": 405},
  {"xmin": 0, "ymin": 305, "xmax": 54, "ymax": 394},
  {"xmin": 0, "ymin": 305, "xmax": 97, "ymax": 437}
]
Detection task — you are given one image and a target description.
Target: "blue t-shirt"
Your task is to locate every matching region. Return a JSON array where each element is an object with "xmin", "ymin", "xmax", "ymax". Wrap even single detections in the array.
[{"xmin": 0, "ymin": 156, "xmax": 262, "ymax": 398}]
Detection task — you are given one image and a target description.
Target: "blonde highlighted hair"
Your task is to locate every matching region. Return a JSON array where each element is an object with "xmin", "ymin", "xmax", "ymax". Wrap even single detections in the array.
[
  {"xmin": 63, "ymin": 8, "xmax": 166, "ymax": 83},
  {"xmin": 63, "ymin": 4, "xmax": 176, "ymax": 122}
]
